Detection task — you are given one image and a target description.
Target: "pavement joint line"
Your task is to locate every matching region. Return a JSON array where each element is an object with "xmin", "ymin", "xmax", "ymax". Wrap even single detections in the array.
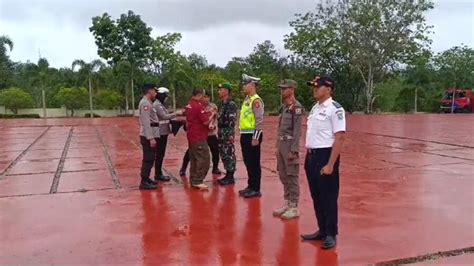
[
  {"xmin": 354, "ymin": 131, "xmax": 474, "ymax": 149},
  {"xmin": 373, "ymin": 246, "xmax": 474, "ymax": 265},
  {"xmin": 0, "ymin": 187, "xmax": 119, "ymax": 199},
  {"xmin": 113, "ymin": 125, "xmax": 179, "ymax": 185},
  {"xmin": 0, "ymin": 126, "xmax": 51, "ymax": 179},
  {"xmin": 96, "ymin": 126, "xmax": 122, "ymax": 189},
  {"xmin": 421, "ymin": 151, "xmax": 474, "ymax": 162},
  {"xmin": 49, "ymin": 127, "xmax": 74, "ymax": 194}
]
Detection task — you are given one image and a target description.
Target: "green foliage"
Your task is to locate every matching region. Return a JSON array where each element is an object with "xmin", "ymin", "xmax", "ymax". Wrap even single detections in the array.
[
  {"xmin": 95, "ymin": 90, "xmax": 123, "ymax": 109},
  {"xmin": 434, "ymin": 46, "xmax": 474, "ymax": 88},
  {"xmin": 0, "ymin": 35, "xmax": 14, "ymax": 89},
  {"xmin": 285, "ymin": 0, "xmax": 434, "ymax": 113},
  {"xmin": 0, "ymin": 87, "xmax": 35, "ymax": 114},
  {"xmin": 55, "ymin": 87, "xmax": 88, "ymax": 116}
]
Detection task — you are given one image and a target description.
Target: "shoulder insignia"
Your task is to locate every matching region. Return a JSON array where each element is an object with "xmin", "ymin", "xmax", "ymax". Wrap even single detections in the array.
[
  {"xmin": 143, "ymin": 106, "xmax": 149, "ymax": 112},
  {"xmin": 332, "ymin": 101, "xmax": 342, "ymax": 108},
  {"xmin": 295, "ymin": 108, "xmax": 302, "ymax": 115}
]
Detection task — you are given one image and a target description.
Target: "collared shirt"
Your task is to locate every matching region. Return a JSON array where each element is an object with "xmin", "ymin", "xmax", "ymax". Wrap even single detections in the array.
[
  {"xmin": 185, "ymin": 98, "xmax": 210, "ymax": 144},
  {"xmin": 153, "ymin": 100, "xmax": 177, "ymax": 136},
  {"xmin": 139, "ymin": 96, "xmax": 160, "ymax": 139},
  {"xmin": 305, "ymin": 97, "xmax": 346, "ymax": 149}
]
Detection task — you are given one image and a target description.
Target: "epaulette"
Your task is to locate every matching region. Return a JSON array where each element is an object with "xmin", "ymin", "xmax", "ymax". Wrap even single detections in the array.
[{"xmin": 332, "ymin": 101, "xmax": 342, "ymax": 108}]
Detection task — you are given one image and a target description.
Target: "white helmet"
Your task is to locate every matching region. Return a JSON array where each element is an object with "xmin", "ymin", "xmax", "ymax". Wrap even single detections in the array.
[{"xmin": 156, "ymin": 87, "xmax": 170, "ymax": 94}]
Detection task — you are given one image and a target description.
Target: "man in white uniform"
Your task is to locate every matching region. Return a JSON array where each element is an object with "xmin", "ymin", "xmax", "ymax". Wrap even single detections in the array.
[{"xmin": 300, "ymin": 76, "xmax": 346, "ymax": 250}]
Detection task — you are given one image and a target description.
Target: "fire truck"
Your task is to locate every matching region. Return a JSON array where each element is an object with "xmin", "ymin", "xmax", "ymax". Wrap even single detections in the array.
[{"xmin": 439, "ymin": 88, "xmax": 474, "ymax": 113}]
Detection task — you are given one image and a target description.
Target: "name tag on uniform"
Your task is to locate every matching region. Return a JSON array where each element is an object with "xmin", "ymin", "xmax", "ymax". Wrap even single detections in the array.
[{"xmin": 316, "ymin": 113, "xmax": 327, "ymax": 120}]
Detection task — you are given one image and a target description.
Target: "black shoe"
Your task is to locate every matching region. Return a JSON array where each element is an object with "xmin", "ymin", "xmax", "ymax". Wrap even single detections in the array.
[
  {"xmin": 147, "ymin": 178, "xmax": 158, "ymax": 185},
  {"xmin": 218, "ymin": 177, "xmax": 235, "ymax": 186},
  {"xmin": 238, "ymin": 187, "xmax": 251, "ymax": 196},
  {"xmin": 322, "ymin": 236, "xmax": 336, "ymax": 249},
  {"xmin": 155, "ymin": 175, "xmax": 171, "ymax": 182},
  {"xmin": 179, "ymin": 169, "xmax": 186, "ymax": 177},
  {"xmin": 301, "ymin": 231, "xmax": 326, "ymax": 241},
  {"xmin": 243, "ymin": 190, "xmax": 261, "ymax": 198},
  {"xmin": 139, "ymin": 180, "xmax": 157, "ymax": 190},
  {"xmin": 212, "ymin": 168, "xmax": 222, "ymax": 175}
]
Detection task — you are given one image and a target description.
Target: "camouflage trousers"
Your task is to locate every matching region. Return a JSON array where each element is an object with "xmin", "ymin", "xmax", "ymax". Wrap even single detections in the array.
[{"xmin": 218, "ymin": 137, "xmax": 236, "ymax": 173}]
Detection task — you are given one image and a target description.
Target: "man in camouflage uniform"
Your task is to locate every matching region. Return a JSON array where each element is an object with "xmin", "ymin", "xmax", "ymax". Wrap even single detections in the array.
[
  {"xmin": 273, "ymin": 79, "xmax": 304, "ymax": 219},
  {"xmin": 216, "ymin": 83, "xmax": 238, "ymax": 186}
]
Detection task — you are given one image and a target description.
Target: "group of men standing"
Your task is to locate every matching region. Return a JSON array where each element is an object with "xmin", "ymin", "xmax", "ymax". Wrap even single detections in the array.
[{"xmin": 138, "ymin": 74, "xmax": 346, "ymax": 249}]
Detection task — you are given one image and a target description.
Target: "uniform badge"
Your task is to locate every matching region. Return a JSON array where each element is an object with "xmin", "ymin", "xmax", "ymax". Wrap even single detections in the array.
[
  {"xmin": 295, "ymin": 108, "xmax": 302, "ymax": 115},
  {"xmin": 254, "ymin": 101, "xmax": 260, "ymax": 108},
  {"xmin": 336, "ymin": 110, "xmax": 344, "ymax": 120},
  {"xmin": 143, "ymin": 106, "xmax": 149, "ymax": 112}
]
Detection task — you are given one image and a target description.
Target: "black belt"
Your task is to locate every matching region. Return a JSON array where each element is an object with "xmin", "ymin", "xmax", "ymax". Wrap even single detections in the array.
[
  {"xmin": 150, "ymin": 123, "xmax": 159, "ymax": 127},
  {"xmin": 307, "ymin": 147, "xmax": 332, "ymax": 154}
]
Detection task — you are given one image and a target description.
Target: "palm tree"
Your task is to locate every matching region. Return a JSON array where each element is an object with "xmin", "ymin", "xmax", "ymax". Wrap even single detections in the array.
[{"xmin": 72, "ymin": 59, "xmax": 106, "ymax": 117}]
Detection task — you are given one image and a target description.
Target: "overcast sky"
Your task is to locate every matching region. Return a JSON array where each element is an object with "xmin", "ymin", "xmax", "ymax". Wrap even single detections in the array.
[{"xmin": 1, "ymin": 0, "xmax": 473, "ymax": 68}]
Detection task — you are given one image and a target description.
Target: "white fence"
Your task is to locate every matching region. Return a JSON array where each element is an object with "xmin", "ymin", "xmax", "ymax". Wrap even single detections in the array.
[{"xmin": 0, "ymin": 106, "xmax": 138, "ymax": 118}]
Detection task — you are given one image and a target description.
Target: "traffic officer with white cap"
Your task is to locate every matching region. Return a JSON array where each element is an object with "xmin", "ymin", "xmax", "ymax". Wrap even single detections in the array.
[
  {"xmin": 301, "ymin": 76, "xmax": 346, "ymax": 250},
  {"xmin": 239, "ymin": 74, "xmax": 264, "ymax": 198},
  {"xmin": 152, "ymin": 87, "xmax": 183, "ymax": 182}
]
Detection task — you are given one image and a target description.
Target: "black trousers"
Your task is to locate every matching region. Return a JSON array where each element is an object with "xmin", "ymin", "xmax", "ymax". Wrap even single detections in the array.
[
  {"xmin": 140, "ymin": 136, "xmax": 156, "ymax": 181},
  {"xmin": 304, "ymin": 148, "xmax": 340, "ymax": 237},
  {"xmin": 154, "ymin": 134, "xmax": 168, "ymax": 177},
  {"xmin": 181, "ymin": 135, "xmax": 220, "ymax": 171},
  {"xmin": 240, "ymin": 133, "xmax": 263, "ymax": 192}
]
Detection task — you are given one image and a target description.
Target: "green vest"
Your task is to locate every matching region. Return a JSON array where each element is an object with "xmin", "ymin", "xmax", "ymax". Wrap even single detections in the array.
[{"xmin": 239, "ymin": 94, "xmax": 262, "ymax": 134}]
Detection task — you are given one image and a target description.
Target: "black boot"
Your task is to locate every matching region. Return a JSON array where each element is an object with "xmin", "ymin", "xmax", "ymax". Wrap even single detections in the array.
[
  {"xmin": 301, "ymin": 231, "xmax": 326, "ymax": 241},
  {"xmin": 212, "ymin": 167, "xmax": 222, "ymax": 175},
  {"xmin": 218, "ymin": 171, "xmax": 235, "ymax": 186},
  {"xmin": 179, "ymin": 169, "xmax": 186, "ymax": 177},
  {"xmin": 139, "ymin": 179, "xmax": 157, "ymax": 190},
  {"xmin": 155, "ymin": 174, "xmax": 171, "ymax": 182}
]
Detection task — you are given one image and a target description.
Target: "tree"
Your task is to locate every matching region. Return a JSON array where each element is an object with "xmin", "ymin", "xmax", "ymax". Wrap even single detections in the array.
[
  {"xmin": 0, "ymin": 88, "xmax": 34, "ymax": 114},
  {"xmin": 150, "ymin": 33, "xmax": 193, "ymax": 110},
  {"xmin": 95, "ymin": 90, "xmax": 123, "ymax": 110},
  {"xmin": 90, "ymin": 10, "xmax": 153, "ymax": 114},
  {"xmin": 0, "ymin": 35, "xmax": 14, "ymax": 89},
  {"xmin": 285, "ymin": 0, "xmax": 434, "ymax": 113},
  {"xmin": 434, "ymin": 46, "xmax": 474, "ymax": 89},
  {"xmin": 72, "ymin": 59, "xmax": 106, "ymax": 116},
  {"xmin": 55, "ymin": 87, "xmax": 88, "ymax": 117}
]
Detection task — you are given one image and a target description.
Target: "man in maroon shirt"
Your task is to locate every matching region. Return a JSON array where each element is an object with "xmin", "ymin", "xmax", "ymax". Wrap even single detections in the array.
[{"xmin": 185, "ymin": 88, "xmax": 211, "ymax": 189}]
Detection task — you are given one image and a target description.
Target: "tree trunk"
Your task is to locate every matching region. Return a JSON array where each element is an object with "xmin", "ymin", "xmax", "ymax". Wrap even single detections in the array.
[
  {"xmin": 89, "ymin": 77, "xmax": 93, "ymax": 119},
  {"xmin": 414, "ymin": 87, "xmax": 418, "ymax": 113},
  {"xmin": 71, "ymin": 109, "xmax": 74, "ymax": 117},
  {"xmin": 131, "ymin": 78, "xmax": 135, "ymax": 116},
  {"xmin": 125, "ymin": 83, "xmax": 129, "ymax": 115},
  {"xmin": 130, "ymin": 67, "xmax": 135, "ymax": 116},
  {"xmin": 171, "ymin": 83, "xmax": 176, "ymax": 112},
  {"xmin": 365, "ymin": 65, "xmax": 374, "ymax": 114},
  {"xmin": 211, "ymin": 82, "xmax": 214, "ymax": 102}
]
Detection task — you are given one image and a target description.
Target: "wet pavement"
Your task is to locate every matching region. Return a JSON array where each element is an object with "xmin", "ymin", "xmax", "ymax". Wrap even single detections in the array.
[{"xmin": 1, "ymin": 114, "xmax": 473, "ymax": 265}]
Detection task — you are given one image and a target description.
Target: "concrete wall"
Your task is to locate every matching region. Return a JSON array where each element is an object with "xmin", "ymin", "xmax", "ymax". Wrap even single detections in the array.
[{"xmin": 0, "ymin": 106, "xmax": 136, "ymax": 118}]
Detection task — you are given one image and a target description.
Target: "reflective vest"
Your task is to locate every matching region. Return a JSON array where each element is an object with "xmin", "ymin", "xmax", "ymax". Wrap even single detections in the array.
[{"xmin": 239, "ymin": 94, "xmax": 262, "ymax": 134}]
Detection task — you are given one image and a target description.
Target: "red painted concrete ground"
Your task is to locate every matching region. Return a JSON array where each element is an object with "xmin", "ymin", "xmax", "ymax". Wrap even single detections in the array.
[{"xmin": 1, "ymin": 114, "xmax": 473, "ymax": 265}]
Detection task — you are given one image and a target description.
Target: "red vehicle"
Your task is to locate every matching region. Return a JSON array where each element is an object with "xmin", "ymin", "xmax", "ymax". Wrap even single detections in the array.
[{"xmin": 440, "ymin": 88, "xmax": 474, "ymax": 113}]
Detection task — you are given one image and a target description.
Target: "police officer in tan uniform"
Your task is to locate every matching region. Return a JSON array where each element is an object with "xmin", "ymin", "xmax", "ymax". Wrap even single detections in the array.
[{"xmin": 273, "ymin": 79, "xmax": 304, "ymax": 220}]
